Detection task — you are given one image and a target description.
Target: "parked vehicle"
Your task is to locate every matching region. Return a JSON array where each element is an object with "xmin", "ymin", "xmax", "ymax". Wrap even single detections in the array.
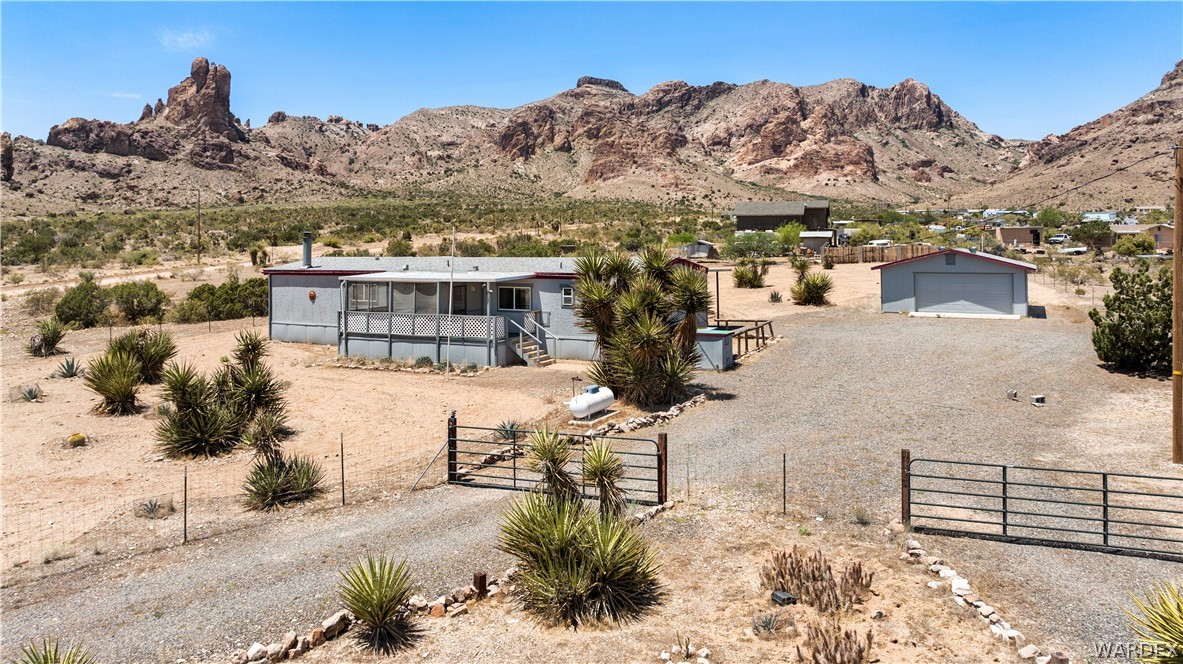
[
  {"xmin": 867, "ymin": 239, "xmax": 892, "ymax": 248},
  {"xmin": 1047, "ymin": 234, "xmax": 1070, "ymax": 245},
  {"xmin": 1059, "ymin": 246, "xmax": 1089, "ymax": 255}
]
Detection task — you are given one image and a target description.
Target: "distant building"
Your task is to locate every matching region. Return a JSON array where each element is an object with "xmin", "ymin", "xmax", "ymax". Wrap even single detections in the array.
[
  {"xmin": 995, "ymin": 226, "xmax": 1042, "ymax": 247},
  {"xmin": 1109, "ymin": 224, "xmax": 1175, "ymax": 251},
  {"xmin": 682, "ymin": 239, "xmax": 719, "ymax": 260},
  {"xmin": 800, "ymin": 230, "xmax": 837, "ymax": 253},
  {"xmin": 1082, "ymin": 211, "xmax": 1119, "ymax": 223},
  {"xmin": 729, "ymin": 200, "xmax": 830, "ymax": 231},
  {"xmin": 1135, "ymin": 205, "xmax": 1167, "ymax": 216}
]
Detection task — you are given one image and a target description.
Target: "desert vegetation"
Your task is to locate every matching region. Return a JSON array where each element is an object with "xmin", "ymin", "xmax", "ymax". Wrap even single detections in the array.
[
  {"xmin": 337, "ymin": 555, "xmax": 421, "ymax": 652},
  {"xmin": 1089, "ymin": 260, "xmax": 1172, "ymax": 374},
  {"xmin": 575, "ymin": 247, "xmax": 710, "ymax": 407},
  {"xmin": 1125, "ymin": 578, "xmax": 1183, "ymax": 664},
  {"xmin": 11, "ymin": 638, "xmax": 96, "ymax": 664}
]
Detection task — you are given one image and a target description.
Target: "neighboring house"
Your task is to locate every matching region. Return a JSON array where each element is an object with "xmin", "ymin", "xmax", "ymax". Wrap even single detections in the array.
[
  {"xmin": 995, "ymin": 226, "xmax": 1042, "ymax": 247},
  {"xmin": 1082, "ymin": 211, "xmax": 1119, "ymax": 223},
  {"xmin": 800, "ymin": 230, "xmax": 837, "ymax": 253},
  {"xmin": 263, "ymin": 234, "xmax": 597, "ymax": 367},
  {"xmin": 1135, "ymin": 205, "xmax": 1167, "ymax": 216},
  {"xmin": 682, "ymin": 239, "xmax": 719, "ymax": 260},
  {"xmin": 872, "ymin": 248, "xmax": 1036, "ymax": 317},
  {"xmin": 730, "ymin": 200, "xmax": 830, "ymax": 231},
  {"xmin": 1109, "ymin": 224, "xmax": 1175, "ymax": 251}
]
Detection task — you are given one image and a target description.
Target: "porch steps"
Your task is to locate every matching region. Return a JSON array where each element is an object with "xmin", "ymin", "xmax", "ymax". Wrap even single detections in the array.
[{"xmin": 519, "ymin": 341, "xmax": 556, "ymax": 367}]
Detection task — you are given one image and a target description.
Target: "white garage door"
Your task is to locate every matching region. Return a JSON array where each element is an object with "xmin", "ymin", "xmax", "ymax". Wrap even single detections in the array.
[{"xmin": 914, "ymin": 272, "xmax": 1014, "ymax": 315}]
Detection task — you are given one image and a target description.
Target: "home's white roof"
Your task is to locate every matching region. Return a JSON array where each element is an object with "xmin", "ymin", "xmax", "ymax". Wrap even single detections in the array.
[
  {"xmin": 341, "ymin": 271, "xmax": 535, "ymax": 283},
  {"xmin": 801, "ymin": 231, "xmax": 836, "ymax": 238}
]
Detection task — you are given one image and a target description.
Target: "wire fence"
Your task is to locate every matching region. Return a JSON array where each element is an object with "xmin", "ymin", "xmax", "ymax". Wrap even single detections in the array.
[{"xmin": 1, "ymin": 434, "xmax": 448, "ymax": 583}]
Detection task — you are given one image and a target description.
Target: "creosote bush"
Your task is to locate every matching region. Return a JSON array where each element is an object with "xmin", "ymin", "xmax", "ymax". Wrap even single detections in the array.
[{"xmin": 338, "ymin": 555, "xmax": 421, "ymax": 652}]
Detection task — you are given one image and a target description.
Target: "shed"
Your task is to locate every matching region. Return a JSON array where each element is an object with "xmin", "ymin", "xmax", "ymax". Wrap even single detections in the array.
[
  {"xmin": 799, "ymin": 230, "xmax": 837, "ymax": 253},
  {"xmin": 995, "ymin": 226, "xmax": 1041, "ymax": 247},
  {"xmin": 682, "ymin": 239, "xmax": 719, "ymax": 259},
  {"xmin": 872, "ymin": 248, "xmax": 1036, "ymax": 317}
]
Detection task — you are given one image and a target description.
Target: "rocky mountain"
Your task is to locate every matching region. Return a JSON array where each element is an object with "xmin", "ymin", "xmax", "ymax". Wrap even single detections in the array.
[
  {"xmin": 5, "ymin": 57, "xmax": 1173, "ymax": 216},
  {"xmin": 957, "ymin": 60, "xmax": 1183, "ymax": 209}
]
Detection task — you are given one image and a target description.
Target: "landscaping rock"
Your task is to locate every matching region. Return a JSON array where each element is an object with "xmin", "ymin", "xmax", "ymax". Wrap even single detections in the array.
[
  {"xmin": 321, "ymin": 610, "xmax": 350, "ymax": 639},
  {"xmin": 246, "ymin": 643, "xmax": 267, "ymax": 663},
  {"xmin": 929, "ymin": 564, "xmax": 949, "ymax": 574},
  {"xmin": 938, "ymin": 568, "xmax": 958, "ymax": 578},
  {"xmin": 696, "ymin": 648, "xmax": 711, "ymax": 659},
  {"xmin": 429, "ymin": 602, "xmax": 445, "ymax": 618},
  {"xmin": 1006, "ymin": 630, "xmax": 1025, "ymax": 648},
  {"xmin": 871, "ymin": 610, "xmax": 886, "ymax": 620},
  {"xmin": 926, "ymin": 581, "xmax": 944, "ymax": 589},
  {"xmin": 1018, "ymin": 644, "xmax": 1040, "ymax": 659},
  {"xmin": 977, "ymin": 605, "xmax": 995, "ymax": 618},
  {"xmin": 905, "ymin": 539, "xmax": 922, "ymax": 550},
  {"xmin": 660, "ymin": 653, "xmax": 671, "ymax": 662},
  {"xmin": 309, "ymin": 627, "xmax": 325, "ymax": 648},
  {"xmin": 265, "ymin": 642, "xmax": 284, "ymax": 662},
  {"xmin": 408, "ymin": 594, "xmax": 428, "ymax": 611},
  {"xmin": 448, "ymin": 602, "xmax": 469, "ymax": 618},
  {"xmin": 281, "ymin": 632, "xmax": 297, "ymax": 654},
  {"xmin": 229, "ymin": 649, "xmax": 248, "ymax": 664}
]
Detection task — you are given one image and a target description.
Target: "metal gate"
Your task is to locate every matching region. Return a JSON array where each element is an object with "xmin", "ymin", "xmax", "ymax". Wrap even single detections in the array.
[
  {"xmin": 901, "ymin": 449, "xmax": 1183, "ymax": 561},
  {"xmin": 445, "ymin": 413, "xmax": 667, "ymax": 506}
]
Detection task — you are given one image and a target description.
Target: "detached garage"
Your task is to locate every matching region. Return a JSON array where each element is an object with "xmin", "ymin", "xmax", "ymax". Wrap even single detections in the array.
[{"xmin": 873, "ymin": 248, "xmax": 1036, "ymax": 317}]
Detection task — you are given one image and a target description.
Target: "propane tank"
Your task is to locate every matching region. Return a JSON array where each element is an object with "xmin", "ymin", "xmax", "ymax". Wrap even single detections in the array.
[{"xmin": 568, "ymin": 385, "xmax": 615, "ymax": 419}]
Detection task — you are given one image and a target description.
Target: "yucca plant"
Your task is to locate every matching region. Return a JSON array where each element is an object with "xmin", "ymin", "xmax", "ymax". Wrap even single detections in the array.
[
  {"xmin": 769, "ymin": 290, "xmax": 783, "ymax": 303},
  {"xmin": 1125, "ymin": 579, "xmax": 1183, "ymax": 663},
  {"xmin": 20, "ymin": 384, "xmax": 44, "ymax": 402},
  {"xmin": 233, "ymin": 329, "xmax": 269, "ymax": 367},
  {"xmin": 791, "ymin": 257, "xmax": 813, "ymax": 284},
  {"xmin": 668, "ymin": 266, "xmax": 711, "ymax": 355},
  {"xmin": 229, "ymin": 362, "xmax": 287, "ymax": 420},
  {"xmin": 526, "ymin": 427, "xmax": 581, "ymax": 502},
  {"xmin": 13, "ymin": 638, "xmax": 96, "ymax": 664},
  {"xmin": 26, "ymin": 318, "xmax": 67, "ymax": 357},
  {"xmin": 822, "ymin": 254, "xmax": 835, "ymax": 270},
  {"xmin": 495, "ymin": 419, "xmax": 522, "ymax": 443},
  {"xmin": 498, "ymin": 493, "xmax": 663, "ymax": 629},
  {"xmin": 84, "ymin": 351, "xmax": 141, "ymax": 415},
  {"xmin": 791, "ymin": 273, "xmax": 835, "ymax": 307},
  {"xmin": 156, "ymin": 403, "xmax": 239, "ymax": 458},
  {"xmin": 53, "ymin": 357, "xmax": 82, "ymax": 378},
  {"xmin": 108, "ymin": 329, "xmax": 177, "ymax": 383},
  {"xmin": 338, "ymin": 555, "xmax": 421, "ymax": 652},
  {"xmin": 160, "ymin": 362, "xmax": 210, "ymax": 413},
  {"xmin": 582, "ymin": 439, "xmax": 627, "ymax": 518},
  {"xmin": 242, "ymin": 453, "xmax": 325, "ymax": 511},
  {"xmin": 243, "ymin": 407, "xmax": 290, "ymax": 461}
]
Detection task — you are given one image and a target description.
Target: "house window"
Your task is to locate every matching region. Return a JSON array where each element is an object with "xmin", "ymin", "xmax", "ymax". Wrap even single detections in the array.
[
  {"xmin": 414, "ymin": 283, "xmax": 437, "ymax": 314},
  {"xmin": 498, "ymin": 286, "xmax": 532, "ymax": 311},
  {"xmin": 348, "ymin": 283, "xmax": 388, "ymax": 312},
  {"xmin": 945, "ymin": 254, "xmax": 957, "ymax": 266},
  {"xmin": 561, "ymin": 287, "xmax": 575, "ymax": 308}
]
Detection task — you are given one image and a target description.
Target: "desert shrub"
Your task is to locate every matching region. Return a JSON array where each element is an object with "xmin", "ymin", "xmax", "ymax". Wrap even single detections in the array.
[
  {"xmin": 769, "ymin": 290, "xmax": 783, "ymax": 303},
  {"xmin": 338, "ymin": 555, "xmax": 421, "ymax": 652},
  {"xmin": 108, "ymin": 329, "xmax": 177, "ymax": 384},
  {"xmin": 1114, "ymin": 233, "xmax": 1158, "ymax": 257},
  {"xmin": 318, "ymin": 235, "xmax": 344, "ymax": 248},
  {"xmin": 413, "ymin": 356, "xmax": 434, "ymax": 369},
  {"xmin": 582, "ymin": 439, "xmax": 627, "ymax": 517},
  {"xmin": 791, "ymin": 257, "xmax": 812, "ymax": 284},
  {"xmin": 384, "ymin": 238, "xmax": 414, "ymax": 256},
  {"xmin": 822, "ymin": 254, "xmax": 835, "ymax": 270},
  {"xmin": 526, "ymin": 427, "xmax": 580, "ymax": 502},
  {"xmin": 12, "ymin": 638, "xmax": 97, "ymax": 664},
  {"xmin": 1125, "ymin": 578, "xmax": 1183, "ymax": 663},
  {"xmin": 109, "ymin": 281, "xmax": 170, "ymax": 324},
  {"xmin": 83, "ymin": 351, "xmax": 141, "ymax": 415},
  {"xmin": 185, "ymin": 276, "xmax": 268, "ymax": 321},
  {"xmin": 791, "ymin": 273, "xmax": 834, "ymax": 306},
  {"xmin": 498, "ymin": 493, "xmax": 664, "ymax": 629},
  {"xmin": 233, "ymin": 329, "xmax": 269, "ymax": 367},
  {"xmin": 23, "ymin": 288, "xmax": 62, "ymax": 317},
  {"xmin": 1089, "ymin": 261, "xmax": 1171, "ymax": 374},
  {"xmin": 20, "ymin": 384, "xmax": 44, "ymax": 402},
  {"xmin": 776, "ymin": 222, "xmax": 806, "ymax": 255},
  {"xmin": 120, "ymin": 249, "xmax": 159, "ymax": 266},
  {"xmin": 797, "ymin": 620, "xmax": 873, "ymax": 664},
  {"xmin": 242, "ymin": 453, "xmax": 325, "ymax": 510},
  {"xmin": 55, "ymin": 275, "xmax": 109, "ymax": 328},
  {"xmin": 723, "ymin": 232, "xmax": 781, "ymax": 258},
  {"xmin": 760, "ymin": 546, "xmax": 874, "ymax": 615},
  {"xmin": 54, "ymin": 357, "xmax": 83, "ymax": 378},
  {"xmin": 733, "ymin": 263, "xmax": 764, "ymax": 288},
  {"xmin": 165, "ymin": 299, "xmax": 210, "ymax": 324},
  {"xmin": 26, "ymin": 318, "xmax": 67, "ymax": 357}
]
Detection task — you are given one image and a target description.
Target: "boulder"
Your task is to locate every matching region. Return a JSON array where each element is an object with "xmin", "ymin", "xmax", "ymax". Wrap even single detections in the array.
[
  {"xmin": 268, "ymin": 111, "xmax": 288, "ymax": 124},
  {"xmin": 1018, "ymin": 644, "xmax": 1040, "ymax": 659},
  {"xmin": 281, "ymin": 632, "xmax": 297, "ymax": 653},
  {"xmin": 245, "ymin": 643, "xmax": 267, "ymax": 663}
]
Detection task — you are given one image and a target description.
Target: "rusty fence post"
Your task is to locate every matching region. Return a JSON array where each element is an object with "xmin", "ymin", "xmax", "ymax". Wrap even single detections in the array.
[
  {"xmin": 474, "ymin": 571, "xmax": 488, "ymax": 598},
  {"xmin": 447, "ymin": 411, "xmax": 458, "ymax": 484},
  {"xmin": 901, "ymin": 449, "xmax": 912, "ymax": 529},
  {"xmin": 656, "ymin": 433, "xmax": 668, "ymax": 505}
]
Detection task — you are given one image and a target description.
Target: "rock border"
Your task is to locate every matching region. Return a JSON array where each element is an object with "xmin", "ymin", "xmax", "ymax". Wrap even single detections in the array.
[
  {"xmin": 893, "ymin": 525, "xmax": 1072, "ymax": 664},
  {"xmin": 586, "ymin": 394, "xmax": 707, "ymax": 436}
]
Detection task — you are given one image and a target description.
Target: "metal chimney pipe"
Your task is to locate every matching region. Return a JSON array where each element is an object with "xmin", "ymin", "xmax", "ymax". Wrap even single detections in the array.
[{"xmin": 302, "ymin": 232, "xmax": 313, "ymax": 268}]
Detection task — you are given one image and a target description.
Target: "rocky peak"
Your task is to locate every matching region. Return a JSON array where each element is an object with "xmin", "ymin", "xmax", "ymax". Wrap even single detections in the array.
[
  {"xmin": 576, "ymin": 76, "xmax": 629, "ymax": 93},
  {"xmin": 1162, "ymin": 60, "xmax": 1183, "ymax": 87},
  {"xmin": 161, "ymin": 57, "xmax": 245, "ymax": 142}
]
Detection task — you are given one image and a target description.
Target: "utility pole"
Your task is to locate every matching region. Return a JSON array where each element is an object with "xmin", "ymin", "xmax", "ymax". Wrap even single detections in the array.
[
  {"xmin": 1173, "ymin": 138, "xmax": 1182, "ymax": 464},
  {"xmin": 196, "ymin": 189, "xmax": 203, "ymax": 266}
]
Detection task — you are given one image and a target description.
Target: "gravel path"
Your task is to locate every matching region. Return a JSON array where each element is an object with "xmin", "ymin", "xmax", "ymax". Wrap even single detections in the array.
[{"xmin": 3, "ymin": 305, "xmax": 1178, "ymax": 662}]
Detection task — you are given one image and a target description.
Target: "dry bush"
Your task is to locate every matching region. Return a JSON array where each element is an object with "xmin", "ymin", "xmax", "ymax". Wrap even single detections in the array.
[
  {"xmin": 796, "ymin": 619, "xmax": 873, "ymax": 664},
  {"xmin": 759, "ymin": 546, "xmax": 874, "ymax": 614}
]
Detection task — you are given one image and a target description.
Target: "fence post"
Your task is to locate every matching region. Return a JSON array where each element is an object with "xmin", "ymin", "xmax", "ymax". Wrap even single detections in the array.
[
  {"xmin": 447, "ymin": 411, "xmax": 458, "ymax": 483},
  {"xmin": 656, "ymin": 433, "xmax": 668, "ymax": 504},
  {"xmin": 782, "ymin": 453, "xmax": 787, "ymax": 515},
  {"xmin": 900, "ymin": 449, "xmax": 911, "ymax": 529},
  {"xmin": 1001, "ymin": 465, "xmax": 1009, "ymax": 537},
  {"xmin": 340, "ymin": 434, "xmax": 346, "ymax": 507},
  {"xmin": 1102, "ymin": 473, "xmax": 1110, "ymax": 547},
  {"xmin": 183, "ymin": 465, "xmax": 188, "ymax": 544}
]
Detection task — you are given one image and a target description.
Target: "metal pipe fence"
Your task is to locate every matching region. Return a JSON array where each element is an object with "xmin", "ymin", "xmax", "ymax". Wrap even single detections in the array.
[{"xmin": 901, "ymin": 449, "xmax": 1183, "ymax": 561}]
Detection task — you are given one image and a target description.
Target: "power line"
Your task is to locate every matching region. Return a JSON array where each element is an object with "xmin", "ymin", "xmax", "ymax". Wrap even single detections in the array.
[{"xmin": 1022, "ymin": 150, "xmax": 1170, "ymax": 211}]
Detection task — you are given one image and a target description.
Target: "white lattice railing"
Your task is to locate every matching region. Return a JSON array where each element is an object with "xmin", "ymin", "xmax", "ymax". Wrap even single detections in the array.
[{"xmin": 340, "ymin": 312, "xmax": 506, "ymax": 340}]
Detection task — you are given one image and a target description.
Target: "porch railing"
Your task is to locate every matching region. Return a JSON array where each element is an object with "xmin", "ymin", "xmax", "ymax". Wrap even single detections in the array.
[{"xmin": 339, "ymin": 311, "xmax": 507, "ymax": 340}]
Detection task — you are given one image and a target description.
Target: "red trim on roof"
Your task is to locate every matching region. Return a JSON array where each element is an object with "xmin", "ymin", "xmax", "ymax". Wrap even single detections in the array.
[
  {"xmin": 672, "ymin": 257, "xmax": 709, "ymax": 273},
  {"xmin": 530, "ymin": 272, "xmax": 577, "ymax": 280},
  {"xmin": 870, "ymin": 249, "xmax": 1035, "ymax": 272},
  {"xmin": 262, "ymin": 269, "xmax": 385, "ymax": 277}
]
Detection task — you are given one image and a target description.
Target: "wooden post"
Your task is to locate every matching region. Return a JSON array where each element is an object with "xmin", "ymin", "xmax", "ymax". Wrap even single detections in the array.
[
  {"xmin": 474, "ymin": 571, "xmax": 488, "ymax": 598},
  {"xmin": 900, "ymin": 449, "xmax": 912, "ymax": 529},
  {"xmin": 782, "ymin": 453, "xmax": 787, "ymax": 515},
  {"xmin": 447, "ymin": 411, "xmax": 458, "ymax": 483},
  {"xmin": 340, "ymin": 434, "xmax": 346, "ymax": 506},
  {"xmin": 656, "ymin": 433, "xmax": 668, "ymax": 504},
  {"xmin": 1173, "ymin": 139, "xmax": 1183, "ymax": 464}
]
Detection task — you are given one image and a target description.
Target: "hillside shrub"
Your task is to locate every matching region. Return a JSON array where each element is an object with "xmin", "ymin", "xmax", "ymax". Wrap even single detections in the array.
[
  {"xmin": 1113, "ymin": 233, "xmax": 1157, "ymax": 257},
  {"xmin": 185, "ymin": 276, "xmax": 268, "ymax": 321},
  {"xmin": 1089, "ymin": 261, "xmax": 1171, "ymax": 374},
  {"xmin": 384, "ymin": 238, "xmax": 414, "ymax": 256},
  {"xmin": 24, "ymin": 288, "xmax": 62, "ymax": 317},
  {"xmin": 165, "ymin": 299, "xmax": 210, "ymax": 324}
]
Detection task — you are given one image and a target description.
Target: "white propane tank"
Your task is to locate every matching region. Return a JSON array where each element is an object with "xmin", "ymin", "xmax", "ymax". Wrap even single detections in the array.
[{"xmin": 569, "ymin": 385, "xmax": 615, "ymax": 419}]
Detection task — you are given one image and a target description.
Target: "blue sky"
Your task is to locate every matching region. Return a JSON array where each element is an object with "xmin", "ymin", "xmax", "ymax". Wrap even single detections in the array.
[{"xmin": 2, "ymin": 2, "xmax": 1180, "ymax": 141}]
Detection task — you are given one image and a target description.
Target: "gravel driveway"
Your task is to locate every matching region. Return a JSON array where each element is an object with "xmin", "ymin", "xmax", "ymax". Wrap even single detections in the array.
[{"xmin": 3, "ymin": 305, "xmax": 1178, "ymax": 662}]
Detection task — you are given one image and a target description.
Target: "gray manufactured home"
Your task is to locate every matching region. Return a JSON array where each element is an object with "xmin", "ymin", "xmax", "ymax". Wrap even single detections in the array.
[{"xmin": 263, "ymin": 237, "xmax": 597, "ymax": 366}]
